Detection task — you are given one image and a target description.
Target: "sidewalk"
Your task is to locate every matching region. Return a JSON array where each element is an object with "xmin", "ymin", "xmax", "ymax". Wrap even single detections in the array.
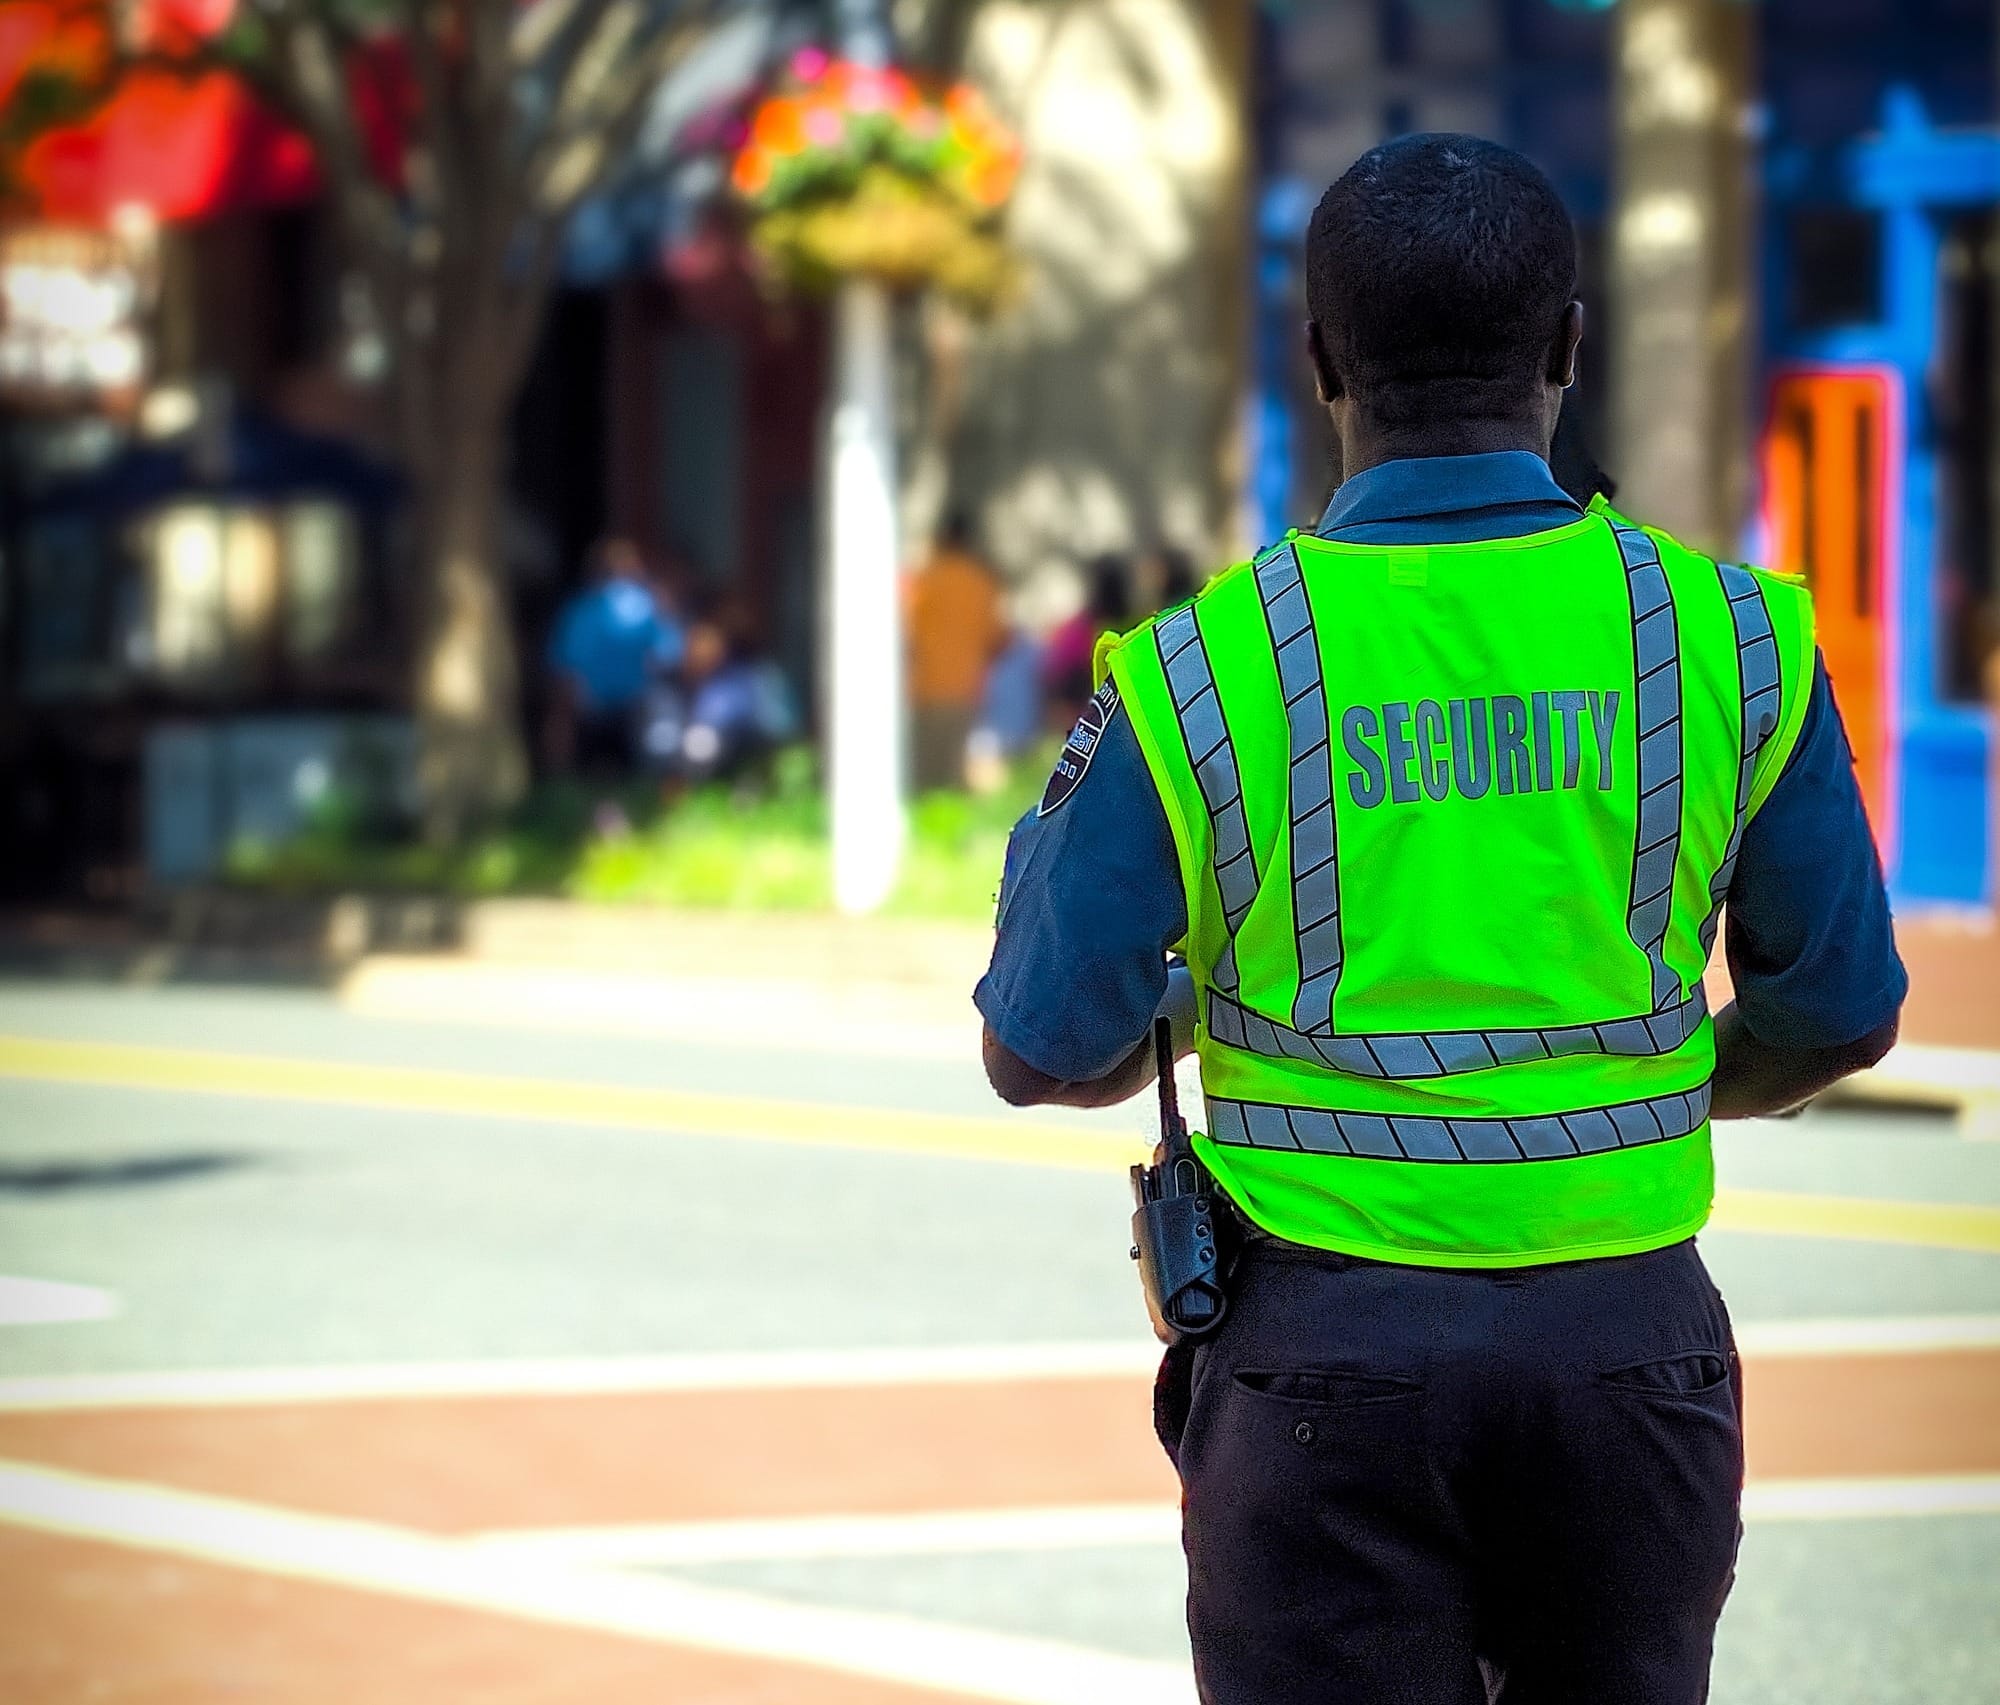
[
  {"xmin": 347, "ymin": 902, "xmax": 994, "ymax": 1065},
  {"xmin": 4, "ymin": 894, "xmax": 1994, "ymax": 1128}
]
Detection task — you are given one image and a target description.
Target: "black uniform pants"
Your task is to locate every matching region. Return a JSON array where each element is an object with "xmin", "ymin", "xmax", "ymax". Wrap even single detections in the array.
[{"xmin": 1162, "ymin": 1236, "xmax": 1743, "ymax": 1705}]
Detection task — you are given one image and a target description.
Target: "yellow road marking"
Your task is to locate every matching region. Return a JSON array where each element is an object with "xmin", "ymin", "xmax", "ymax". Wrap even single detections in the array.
[
  {"xmin": 0, "ymin": 1035, "xmax": 1143, "ymax": 1175},
  {"xmin": 2, "ymin": 1034, "xmax": 1996, "ymax": 1255},
  {"xmin": 1709, "ymin": 1188, "xmax": 2000, "ymax": 1257}
]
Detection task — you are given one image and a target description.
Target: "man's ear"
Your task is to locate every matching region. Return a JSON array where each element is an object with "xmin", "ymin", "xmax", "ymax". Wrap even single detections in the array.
[
  {"xmin": 1305, "ymin": 320, "xmax": 1343, "ymax": 406},
  {"xmin": 1548, "ymin": 300, "xmax": 1585, "ymax": 389}
]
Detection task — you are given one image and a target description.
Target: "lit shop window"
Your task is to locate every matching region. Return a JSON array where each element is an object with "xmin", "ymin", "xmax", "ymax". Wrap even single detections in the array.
[
  {"xmin": 0, "ymin": 222, "xmax": 153, "ymax": 405},
  {"xmin": 143, "ymin": 500, "xmax": 361, "ymax": 690},
  {"xmin": 148, "ymin": 504, "xmax": 258, "ymax": 686},
  {"xmin": 283, "ymin": 503, "xmax": 360, "ymax": 662}
]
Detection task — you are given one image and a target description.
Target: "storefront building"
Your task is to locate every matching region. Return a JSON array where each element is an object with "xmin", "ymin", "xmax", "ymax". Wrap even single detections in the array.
[{"xmin": 1252, "ymin": 0, "xmax": 1997, "ymax": 907}]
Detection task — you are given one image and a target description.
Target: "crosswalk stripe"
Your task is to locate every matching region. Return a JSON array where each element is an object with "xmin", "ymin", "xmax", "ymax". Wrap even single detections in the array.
[
  {"xmin": 0, "ymin": 1458, "xmax": 1196, "ymax": 1705},
  {"xmin": 2, "ymin": 1318, "xmax": 1995, "ymax": 1412}
]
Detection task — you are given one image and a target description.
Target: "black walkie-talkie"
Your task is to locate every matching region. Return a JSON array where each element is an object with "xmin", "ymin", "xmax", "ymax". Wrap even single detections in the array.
[{"xmin": 1129, "ymin": 1017, "xmax": 1229, "ymax": 1343}]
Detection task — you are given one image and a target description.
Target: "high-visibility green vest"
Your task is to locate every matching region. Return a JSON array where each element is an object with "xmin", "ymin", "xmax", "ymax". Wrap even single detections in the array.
[{"xmin": 1100, "ymin": 496, "xmax": 1816, "ymax": 1268}]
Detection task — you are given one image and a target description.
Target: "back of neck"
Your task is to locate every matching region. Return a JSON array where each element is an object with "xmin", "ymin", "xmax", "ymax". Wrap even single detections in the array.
[{"xmin": 1338, "ymin": 416, "xmax": 1549, "ymax": 481}]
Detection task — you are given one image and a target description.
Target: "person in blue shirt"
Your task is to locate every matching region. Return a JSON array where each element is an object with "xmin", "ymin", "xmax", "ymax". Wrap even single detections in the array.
[
  {"xmin": 975, "ymin": 134, "xmax": 1905, "ymax": 1705},
  {"xmin": 544, "ymin": 539, "xmax": 684, "ymax": 775}
]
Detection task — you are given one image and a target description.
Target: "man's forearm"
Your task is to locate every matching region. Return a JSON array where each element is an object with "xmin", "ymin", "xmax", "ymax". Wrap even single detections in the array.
[{"xmin": 1708, "ymin": 1000, "xmax": 1899, "ymax": 1120}]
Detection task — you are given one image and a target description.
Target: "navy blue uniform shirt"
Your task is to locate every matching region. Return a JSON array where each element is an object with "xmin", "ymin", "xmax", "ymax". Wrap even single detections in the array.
[{"xmin": 976, "ymin": 452, "xmax": 1907, "ymax": 1081}]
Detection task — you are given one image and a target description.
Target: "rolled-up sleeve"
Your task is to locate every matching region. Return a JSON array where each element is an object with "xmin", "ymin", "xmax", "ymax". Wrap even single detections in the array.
[
  {"xmin": 1724, "ymin": 657, "xmax": 1908, "ymax": 1049},
  {"xmin": 974, "ymin": 705, "xmax": 1187, "ymax": 1081}
]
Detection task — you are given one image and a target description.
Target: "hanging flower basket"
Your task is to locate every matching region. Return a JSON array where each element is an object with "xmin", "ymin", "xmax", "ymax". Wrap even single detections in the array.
[{"xmin": 730, "ymin": 50, "xmax": 1022, "ymax": 314}]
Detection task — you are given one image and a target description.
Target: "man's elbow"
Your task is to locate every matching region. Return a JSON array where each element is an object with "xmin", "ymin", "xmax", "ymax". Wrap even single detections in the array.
[
  {"xmin": 982, "ymin": 1027, "xmax": 1065, "ymax": 1107},
  {"xmin": 1842, "ymin": 1010, "xmax": 1900, "ymax": 1074}
]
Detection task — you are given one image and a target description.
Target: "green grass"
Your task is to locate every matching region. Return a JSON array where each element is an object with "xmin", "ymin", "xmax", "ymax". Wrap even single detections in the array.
[{"xmin": 224, "ymin": 744, "xmax": 1054, "ymax": 922}]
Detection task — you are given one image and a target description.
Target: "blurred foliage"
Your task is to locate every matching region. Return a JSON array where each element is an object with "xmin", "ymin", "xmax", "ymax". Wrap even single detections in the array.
[
  {"xmin": 0, "ymin": 61, "xmax": 97, "ymax": 209},
  {"xmin": 748, "ymin": 164, "xmax": 1018, "ymax": 310},
  {"xmin": 224, "ymin": 742, "xmax": 1058, "ymax": 921}
]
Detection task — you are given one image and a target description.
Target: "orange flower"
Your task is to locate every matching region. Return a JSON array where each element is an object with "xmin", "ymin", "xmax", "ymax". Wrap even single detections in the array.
[
  {"xmin": 751, "ymin": 95, "xmax": 806, "ymax": 157},
  {"xmin": 733, "ymin": 61, "xmax": 1021, "ymax": 217}
]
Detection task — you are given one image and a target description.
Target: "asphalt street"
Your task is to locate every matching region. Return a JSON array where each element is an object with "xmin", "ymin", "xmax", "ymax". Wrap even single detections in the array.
[{"xmin": 0, "ymin": 975, "xmax": 1996, "ymax": 1704}]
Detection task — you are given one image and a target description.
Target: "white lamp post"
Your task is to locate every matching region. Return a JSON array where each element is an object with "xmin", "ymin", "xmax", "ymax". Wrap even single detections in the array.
[
  {"xmin": 824, "ymin": 0, "xmax": 905, "ymax": 914},
  {"xmin": 826, "ymin": 278, "xmax": 905, "ymax": 913}
]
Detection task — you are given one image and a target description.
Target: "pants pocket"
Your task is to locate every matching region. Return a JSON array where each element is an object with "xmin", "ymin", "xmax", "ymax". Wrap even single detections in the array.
[
  {"xmin": 1600, "ymin": 1350, "xmax": 1732, "ymax": 1399},
  {"xmin": 1234, "ymin": 1367, "xmax": 1421, "ymax": 1405}
]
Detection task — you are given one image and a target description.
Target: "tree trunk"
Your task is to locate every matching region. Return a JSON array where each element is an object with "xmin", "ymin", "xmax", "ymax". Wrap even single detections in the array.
[
  {"xmin": 1609, "ymin": 0, "xmax": 1755, "ymax": 556},
  {"xmin": 410, "ymin": 414, "xmax": 528, "ymax": 846},
  {"xmin": 1203, "ymin": 0, "xmax": 1258, "ymax": 561}
]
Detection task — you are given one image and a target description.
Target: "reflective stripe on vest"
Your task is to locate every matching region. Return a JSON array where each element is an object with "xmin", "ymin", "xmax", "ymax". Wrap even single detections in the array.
[
  {"xmin": 1154, "ymin": 603, "xmax": 1254, "ymax": 995},
  {"xmin": 1699, "ymin": 561, "xmax": 1784, "ymax": 959},
  {"xmin": 1253, "ymin": 542, "xmax": 1343, "ymax": 1034},
  {"xmin": 1204, "ymin": 981, "xmax": 1710, "ymax": 1080},
  {"xmin": 1614, "ymin": 521, "xmax": 1685, "ymax": 1014},
  {"xmin": 1206, "ymin": 1081, "xmax": 1712, "ymax": 1162}
]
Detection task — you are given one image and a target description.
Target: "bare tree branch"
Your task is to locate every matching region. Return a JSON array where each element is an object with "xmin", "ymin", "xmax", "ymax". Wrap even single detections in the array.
[
  {"xmin": 518, "ymin": 0, "xmax": 724, "ymax": 223},
  {"xmin": 466, "ymin": 0, "xmax": 516, "ymax": 149},
  {"xmin": 488, "ymin": 2, "xmax": 714, "ymax": 382},
  {"xmin": 510, "ymin": 0, "xmax": 616, "ymax": 75}
]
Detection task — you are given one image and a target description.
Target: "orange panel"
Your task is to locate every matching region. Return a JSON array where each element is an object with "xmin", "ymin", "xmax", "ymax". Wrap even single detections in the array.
[{"xmin": 1761, "ymin": 370, "xmax": 1894, "ymax": 841}]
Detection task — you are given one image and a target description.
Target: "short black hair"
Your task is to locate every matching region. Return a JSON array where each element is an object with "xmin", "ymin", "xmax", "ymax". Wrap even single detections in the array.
[{"xmin": 1306, "ymin": 134, "xmax": 1577, "ymax": 425}]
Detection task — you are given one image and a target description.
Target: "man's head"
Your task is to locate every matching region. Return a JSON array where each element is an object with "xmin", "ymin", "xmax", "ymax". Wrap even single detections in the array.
[
  {"xmin": 1305, "ymin": 134, "xmax": 1582, "ymax": 465},
  {"xmin": 938, "ymin": 509, "xmax": 977, "ymax": 553},
  {"xmin": 592, "ymin": 538, "xmax": 646, "ymax": 583}
]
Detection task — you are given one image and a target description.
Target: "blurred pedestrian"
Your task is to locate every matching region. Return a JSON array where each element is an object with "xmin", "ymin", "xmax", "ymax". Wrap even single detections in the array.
[
  {"xmin": 1042, "ymin": 554, "xmax": 1130, "ymax": 721},
  {"xmin": 677, "ymin": 598, "xmax": 799, "ymax": 784},
  {"xmin": 635, "ymin": 548, "xmax": 697, "ymax": 778},
  {"xmin": 907, "ymin": 510, "xmax": 1007, "ymax": 791},
  {"xmin": 1156, "ymin": 547, "xmax": 1198, "ymax": 611},
  {"xmin": 544, "ymin": 539, "xmax": 683, "ymax": 777},
  {"xmin": 966, "ymin": 626, "xmax": 1044, "ymax": 794}
]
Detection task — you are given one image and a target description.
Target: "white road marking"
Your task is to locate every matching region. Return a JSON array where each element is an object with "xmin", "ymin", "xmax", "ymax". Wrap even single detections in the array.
[
  {"xmin": 3, "ymin": 1313, "xmax": 1995, "ymax": 1412},
  {"xmin": 340, "ymin": 959, "xmax": 985, "ymax": 1063},
  {"xmin": 1834, "ymin": 1041, "xmax": 2000, "ymax": 1131},
  {"xmin": 0, "ymin": 1338, "xmax": 1163, "ymax": 1412},
  {"xmin": 467, "ymin": 1476, "xmax": 2000, "ymax": 1571},
  {"xmin": 468, "ymin": 1503, "xmax": 1187, "ymax": 1570},
  {"xmin": 0, "ymin": 1458, "xmax": 1195, "ymax": 1705},
  {"xmin": 0, "ymin": 1277, "xmax": 117, "ymax": 1327},
  {"xmin": 1742, "ymin": 1476, "xmax": 2000, "ymax": 1522},
  {"xmin": 0, "ymin": 1452, "xmax": 1987, "ymax": 1705}
]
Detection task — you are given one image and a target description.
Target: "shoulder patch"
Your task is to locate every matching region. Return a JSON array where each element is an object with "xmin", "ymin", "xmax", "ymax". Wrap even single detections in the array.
[{"xmin": 1038, "ymin": 678, "xmax": 1120, "ymax": 817}]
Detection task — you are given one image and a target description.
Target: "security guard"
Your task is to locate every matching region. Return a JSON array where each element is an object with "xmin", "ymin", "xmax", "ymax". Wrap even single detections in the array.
[{"xmin": 977, "ymin": 135, "xmax": 1905, "ymax": 1705}]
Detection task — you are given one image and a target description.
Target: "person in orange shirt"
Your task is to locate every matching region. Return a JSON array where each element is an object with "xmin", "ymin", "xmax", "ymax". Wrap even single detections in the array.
[{"xmin": 907, "ymin": 510, "xmax": 1007, "ymax": 790}]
